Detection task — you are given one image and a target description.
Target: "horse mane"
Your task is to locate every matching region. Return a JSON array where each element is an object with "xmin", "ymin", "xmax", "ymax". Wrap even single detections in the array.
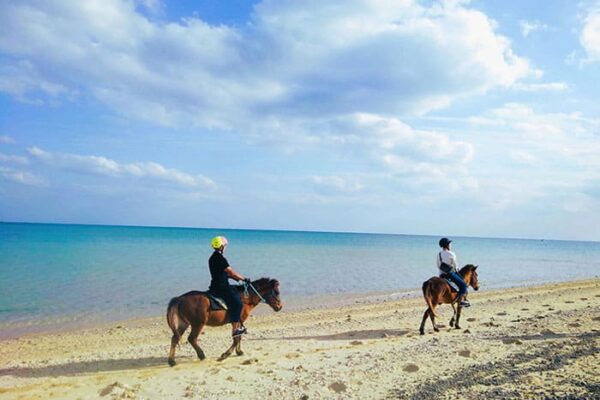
[
  {"xmin": 251, "ymin": 277, "xmax": 279, "ymax": 289},
  {"xmin": 459, "ymin": 264, "xmax": 477, "ymax": 275}
]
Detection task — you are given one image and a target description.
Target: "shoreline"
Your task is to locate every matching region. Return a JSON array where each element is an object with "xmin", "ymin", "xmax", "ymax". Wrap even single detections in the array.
[
  {"xmin": 1, "ymin": 278, "xmax": 599, "ymax": 399},
  {"xmin": 1, "ymin": 276, "xmax": 599, "ymax": 341}
]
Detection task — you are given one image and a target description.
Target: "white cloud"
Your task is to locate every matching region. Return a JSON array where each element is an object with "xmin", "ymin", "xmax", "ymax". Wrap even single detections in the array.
[
  {"xmin": 311, "ymin": 175, "xmax": 365, "ymax": 194},
  {"xmin": 348, "ymin": 113, "xmax": 474, "ymax": 167},
  {"xmin": 565, "ymin": 50, "xmax": 578, "ymax": 66},
  {"xmin": 509, "ymin": 149, "xmax": 537, "ymax": 165},
  {"xmin": 135, "ymin": 0, "xmax": 164, "ymax": 16},
  {"xmin": 562, "ymin": 192, "xmax": 595, "ymax": 213},
  {"xmin": 474, "ymin": 179, "xmax": 543, "ymax": 210},
  {"xmin": 27, "ymin": 147, "xmax": 216, "ymax": 189},
  {"xmin": 513, "ymin": 82, "xmax": 569, "ymax": 92},
  {"xmin": 0, "ymin": 135, "xmax": 15, "ymax": 144},
  {"xmin": 242, "ymin": 110, "xmax": 479, "ymax": 203},
  {"xmin": 0, "ymin": 152, "xmax": 29, "ymax": 165},
  {"xmin": 580, "ymin": 8, "xmax": 600, "ymax": 63},
  {"xmin": 0, "ymin": 61, "xmax": 70, "ymax": 105},
  {"xmin": 462, "ymin": 103, "xmax": 600, "ymax": 209},
  {"xmin": 0, "ymin": 166, "xmax": 43, "ymax": 186},
  {"xmin": 487, "ymin": 103, "xmax": 599, "ymax": 142},
  {"xmin": 0, "ymin": 0, "xmax": 533, "ymax": 128},
  {"xmin": 519, "ymin": 20, "xmax": 549, "ymax": 37},
  {"xmin": 303, "ymin": 113, "xmax": 477, "ymax": 198}
]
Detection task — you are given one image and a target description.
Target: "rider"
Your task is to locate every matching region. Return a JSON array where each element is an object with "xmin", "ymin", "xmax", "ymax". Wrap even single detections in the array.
[
  {"xmin": 209, "ymin": 236, "xmax": 251, "ymax": 337},
  {"xmin": 437, "ymin": 238, "xmax": 470, "ymax": 307}
]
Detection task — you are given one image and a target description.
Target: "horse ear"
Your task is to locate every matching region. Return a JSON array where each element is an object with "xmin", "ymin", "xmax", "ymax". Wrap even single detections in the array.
[{"xmin": 474, "ymin": 265, "xmax": 478, "ymax": 270}]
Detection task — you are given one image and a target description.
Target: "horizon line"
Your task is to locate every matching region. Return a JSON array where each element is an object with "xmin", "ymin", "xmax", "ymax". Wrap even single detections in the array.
[{"xmin": 1, "ymin": 220, "xmax": 598, "ymax": 244}]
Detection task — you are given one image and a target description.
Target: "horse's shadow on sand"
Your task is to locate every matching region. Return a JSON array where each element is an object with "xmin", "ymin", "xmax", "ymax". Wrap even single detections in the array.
[
  {"xmin": 2, "ymin": 329, "xmax": 412, "ymax": 378},
  {"xmin": 253, "ymin": 328, "xmax": 410, "ymax": 341},
  {"xmin": 0, "ymin": 356, "xmax": 167, "ymax": 378}
]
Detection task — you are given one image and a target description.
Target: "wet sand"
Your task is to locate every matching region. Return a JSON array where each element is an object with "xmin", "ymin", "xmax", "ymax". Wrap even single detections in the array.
[{"xmin": 1, "ymin": 279, "xmax": 599, "ymax": 399}]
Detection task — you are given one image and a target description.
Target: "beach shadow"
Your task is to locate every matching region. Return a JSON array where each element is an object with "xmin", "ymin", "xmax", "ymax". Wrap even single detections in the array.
[
  {"xmin": 389, "ymin": 330, "xmax": 600, "ymax": 400},
  {"xmin": 253, "ymin": 329, "xmax": 409, "ymax": 341},
  {"xmin": 0, "ymin": 356, "xmax": 167, "ymax": 378},
  {"xmin": 488, "ymin": 330, "xmax": 599, "ymax": 343}
]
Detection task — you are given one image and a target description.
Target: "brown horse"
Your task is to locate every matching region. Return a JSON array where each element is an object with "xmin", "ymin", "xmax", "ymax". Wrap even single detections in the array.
[
  {"xmin": 166, "ymin": 278, "xmax": 282, "ymax": 366},
  {"xmin": 419, "ymin": 265, "xmax": 479, "ymax": 335}
]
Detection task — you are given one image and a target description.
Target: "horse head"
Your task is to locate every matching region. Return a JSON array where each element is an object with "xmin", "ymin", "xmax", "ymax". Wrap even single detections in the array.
[
  {"xmin": 250, "ymin": 278, "xmax": 283, "ymax": 312},
  {"xmin": 460, "ymin": 264, "xmax": 479, "ymax": 291}
]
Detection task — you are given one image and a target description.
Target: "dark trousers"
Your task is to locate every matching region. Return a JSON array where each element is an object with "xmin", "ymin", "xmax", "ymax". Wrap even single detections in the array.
[
  {"xmin": 213, "ymin": 285, "xmax": 243, "ymax": 323},
  {"xmin": 448, "ymin": 271, "xmax": 468, "ymax": 297}
]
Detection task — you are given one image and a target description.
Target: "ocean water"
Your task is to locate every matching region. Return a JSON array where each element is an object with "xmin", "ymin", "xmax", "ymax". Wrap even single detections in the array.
[{"xmin": 1, "ymin": 222, "xmax": 599, "ymax": 337}]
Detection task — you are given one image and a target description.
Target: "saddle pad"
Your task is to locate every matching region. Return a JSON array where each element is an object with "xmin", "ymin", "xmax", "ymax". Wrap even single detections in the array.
[
  {"xmin": 445, "ymin": 279, "xmax": 459, "ymax": 293},
  {"xmin": 191, "ymin": 291, "xmax": 228, "ymax": 310},
  {"xmin": 207, "ymin": 294, "xmax": 228, "ymax": 311},
  {"xmin": 439, "ymin": 274, "xmax": 459, "ymax": 293},
  {"xmin": 180, "ymin": 290, "xmax": 228, "ymax": 310}
]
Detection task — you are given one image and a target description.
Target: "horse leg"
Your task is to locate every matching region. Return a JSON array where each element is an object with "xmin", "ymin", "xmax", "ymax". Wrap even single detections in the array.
[
  {"xmin": 218, "ymin": 335, "xmax": 240, "ymax": 361},
  {"xmin": 450, "ymin": 303, "xmax": 457, "ymax": 327},
  {"xmin": 429, "ymin": 306, "xmax": 439, "ymax": 332},
  {"xmin": 168, "ymin": 322, "xmax": 188, "ymax": 367},
  {"xmin": 235, "ymin": 337, "xmax": 244, "ymax": 356},
  {"xmin": 455, "ymin": 305, "xmax": 463, "ymax": 329},
  {"xmin": 419, "ymin": 309, "xmax": 430, "ymax": 335},
  {"xmin": 187, "ymin": 324, "xmax": 206, "ymax": 361},
  {"xmin": 168, "ymin": 334, "xmax": 179, "ymax": 367}
]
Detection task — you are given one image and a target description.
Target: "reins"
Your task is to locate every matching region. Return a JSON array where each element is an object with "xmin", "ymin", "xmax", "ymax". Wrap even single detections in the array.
[{"xmin": 243, "ymin": 282, "xmax": 268, "ymax": 304}]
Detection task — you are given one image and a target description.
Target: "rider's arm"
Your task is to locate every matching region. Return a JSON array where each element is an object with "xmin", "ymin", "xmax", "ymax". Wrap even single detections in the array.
[
  {"xmin": 449, "ymin": 251, "xmax": 458, "ymax": 269},
  {"xmin": 225, "ymin": 266, "xmax": 246, "ymax": 282}
]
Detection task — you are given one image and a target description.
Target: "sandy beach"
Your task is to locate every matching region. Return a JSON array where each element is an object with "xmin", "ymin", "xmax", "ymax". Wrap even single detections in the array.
[{"xmin": 1, "ymin": 279, "xmax": 599, "ymax": 400}]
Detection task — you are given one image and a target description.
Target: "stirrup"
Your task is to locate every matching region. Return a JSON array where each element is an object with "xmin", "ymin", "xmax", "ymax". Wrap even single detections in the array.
[
  {"xmin": 232, "ymin": 326, "xmax": 247, "ymax": 337},
  {"xmin": 459, "ymin": 300, "xmax": 471, "ymax": 307}
]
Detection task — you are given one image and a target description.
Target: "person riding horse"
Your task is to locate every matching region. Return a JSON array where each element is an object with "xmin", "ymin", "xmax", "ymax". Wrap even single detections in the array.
[
  {"xmin": 209, "ymin": 236, "xmax": 250, "ymax": 337},
  {"xmin": 437, "ymin": 237, "xmax": 470, "ymax": 307}
]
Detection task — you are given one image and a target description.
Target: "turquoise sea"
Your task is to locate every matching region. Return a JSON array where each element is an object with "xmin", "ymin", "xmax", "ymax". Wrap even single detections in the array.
[{"xmin": 1, "ymin": 222, "xmax": 599, "ymax": 338}]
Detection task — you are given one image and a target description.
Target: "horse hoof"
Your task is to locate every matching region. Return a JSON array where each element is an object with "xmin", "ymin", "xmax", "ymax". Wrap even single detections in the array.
[
  {"xmin": 168, "ymin": 359, "xmax": 176, "ymax": 367},
  {"xmin": 455, "ymin": 326, "xmax": 461, "ymax": 330},
  {"xmin": 434, "ymin": 328, "xmax": 440, "ymax": 332},
  {"xmin": 236, "ymin": 351, "xmax": 244, "ymax": 356},
  {"xmin": 419, "ymin": 330, "xmax": 425, "ymax": 336},
  {"xmin": 198, "ymin": 353, "xmax": 206, "ymax": 361}
]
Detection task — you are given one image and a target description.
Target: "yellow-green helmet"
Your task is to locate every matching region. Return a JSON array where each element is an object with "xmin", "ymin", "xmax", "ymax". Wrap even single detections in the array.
[{"xmin": 211, "ymin": 236, "xmax": 228, "ymax": 249}]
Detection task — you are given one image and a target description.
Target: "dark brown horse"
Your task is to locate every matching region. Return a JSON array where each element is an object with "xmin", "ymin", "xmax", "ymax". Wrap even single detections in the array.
[
  {"xmin": 166, "ymin": 278, "xmax": 282, "ymax": 365},
  {"xmin": 419, "ymin": 265, "xmax": 479, "ymax": 335}
]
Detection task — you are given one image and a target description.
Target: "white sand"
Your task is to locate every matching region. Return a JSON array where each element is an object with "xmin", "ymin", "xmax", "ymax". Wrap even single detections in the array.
[{"xmin": 1, "ymin": 279, "xmax": 599, "ymax": 399}]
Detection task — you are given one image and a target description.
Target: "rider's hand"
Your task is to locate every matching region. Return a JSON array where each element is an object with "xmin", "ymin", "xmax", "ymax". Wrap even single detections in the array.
[{"xmin": 243, "ymin": 277, "xmax": 251, "ymax": 283}]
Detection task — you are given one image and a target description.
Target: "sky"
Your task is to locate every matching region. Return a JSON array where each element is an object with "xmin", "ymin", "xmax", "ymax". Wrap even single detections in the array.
[{"xmin": 0, "ymin": 0, "xmax": 599, "ymax": 241}]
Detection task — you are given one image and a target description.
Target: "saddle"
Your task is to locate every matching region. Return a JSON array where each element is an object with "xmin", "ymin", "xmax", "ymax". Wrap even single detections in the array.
[
  {"xmin": 181, "ymin": 290, "xmax": 228, "ymax": 310},
  {"xmin": 205, "ymin": 292, "xmax": 228, "ymax": 310},
  {"xmin": 440, "ymin": 274, "xmax": 459, "ymax": 293}
]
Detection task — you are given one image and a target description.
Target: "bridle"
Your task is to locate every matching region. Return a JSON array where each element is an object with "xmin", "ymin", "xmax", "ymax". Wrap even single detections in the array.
[
  {"xmin": 243, "ymin": 281, "xmax": 278, "ymax": 305},
  {"xmin": 465, "ymin": 269, "xmax": 479, "ymax": 290}
]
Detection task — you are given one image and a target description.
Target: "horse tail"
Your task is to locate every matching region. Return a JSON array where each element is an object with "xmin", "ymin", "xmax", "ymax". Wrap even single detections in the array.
[
  {"xmin": 422, "ymin": 280, "xmax": 439, "ymax": 318},
  {"xmin": 166, "ymin": 296, "xmax": 181, "ymax": 339}
]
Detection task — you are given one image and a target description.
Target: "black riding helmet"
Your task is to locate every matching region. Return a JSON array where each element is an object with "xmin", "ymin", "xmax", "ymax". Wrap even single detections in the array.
[{"xmin": 439, "ymin": 237, "xmax": 452, "ymax": 248}]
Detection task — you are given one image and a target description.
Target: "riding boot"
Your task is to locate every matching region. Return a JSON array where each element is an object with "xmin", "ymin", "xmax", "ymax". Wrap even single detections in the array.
[
  {"xmin": 458, "ymin": 295, "xmax": 470, "ymax": 307},
  {"xmin": 232, "ymin": 326, "xmax": 247, "ymax": 337}
]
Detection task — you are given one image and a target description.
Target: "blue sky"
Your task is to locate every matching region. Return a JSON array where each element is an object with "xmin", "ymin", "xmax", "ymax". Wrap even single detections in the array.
[{"xmin": 0, "ymin": 0, "xmax": 599, "ymax": 241}]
